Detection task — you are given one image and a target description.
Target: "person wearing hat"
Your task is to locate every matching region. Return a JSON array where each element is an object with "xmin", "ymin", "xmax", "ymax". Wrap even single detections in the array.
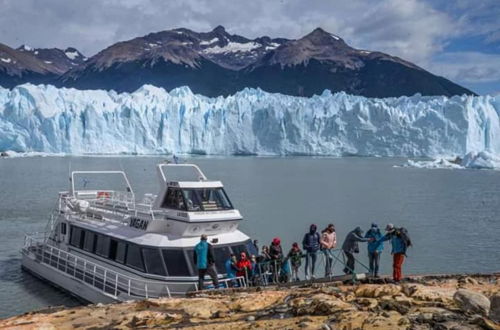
[
  {"xmin": 365, "ymin": 223, "xmax": 384, "ymax": 277},
  {"xmin": 302, "ymin": 224, "xmax": 321, "ymax": 280},
  {"xmin": 193, "ymin": 234, "xmax": 219, "ymax": 290},
  {"xmin": 379, "ymin": 223, "xmax": 411, "ymax": 282},
  {"xmin": 269, "ymin": 237, "xmax": 283, "ymax": 282}
]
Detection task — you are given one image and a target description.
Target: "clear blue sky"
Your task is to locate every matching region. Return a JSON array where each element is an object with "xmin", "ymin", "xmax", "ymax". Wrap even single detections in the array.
[{"xmin": 1, "ymin": 0, "xmax": 498, "ymax": 94}]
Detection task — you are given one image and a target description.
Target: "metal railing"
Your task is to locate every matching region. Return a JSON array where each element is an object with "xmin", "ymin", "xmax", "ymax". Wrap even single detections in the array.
[
  {"xmin": 243, "ymin": 249, "xmax": 371, "ymax": 286},
  {"xmin": 23, "ymin": 234, "xmax": 173, "ymax": 299},
  {"xmin": 23, "ymin": 233, "xmax": 246, "ymax": 299}
]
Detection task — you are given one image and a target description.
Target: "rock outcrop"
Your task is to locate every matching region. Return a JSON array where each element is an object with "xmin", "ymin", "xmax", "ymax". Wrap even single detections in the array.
[{"xmin": 1, "ymin": 274, "xmax": 499, "ymax": 329}]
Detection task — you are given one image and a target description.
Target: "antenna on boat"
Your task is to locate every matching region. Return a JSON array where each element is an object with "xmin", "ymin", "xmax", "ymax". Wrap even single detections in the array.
[{"xmin": 68, "ymin": 159, "xmax": 72, "ymax": 183}]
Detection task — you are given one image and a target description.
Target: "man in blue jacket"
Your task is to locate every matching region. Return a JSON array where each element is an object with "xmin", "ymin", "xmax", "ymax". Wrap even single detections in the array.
[
  {"xmin": 193, "ymin": 234, "xmax": 219, "ymax": 290},
  {"xmin": 302, "ymin": 224, "xmax": 320, "ymax": 280},
  {"xmin": 378, "ymin": 224, "xmax": 410, "ymax": 282},
  {"xmin": 365, "ymin": 223, "xmax": 384, "ymax": 277}
]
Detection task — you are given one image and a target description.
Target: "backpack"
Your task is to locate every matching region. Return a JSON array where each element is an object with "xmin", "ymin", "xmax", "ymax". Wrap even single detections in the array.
[{"xmin": 397, "ymin": 227, "xmax": 412, "ymax": 250}]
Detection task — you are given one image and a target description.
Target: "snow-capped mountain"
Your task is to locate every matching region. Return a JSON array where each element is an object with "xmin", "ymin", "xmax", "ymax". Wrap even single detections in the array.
[
  {"xmin": 58, "ymin": 26, "xmax": 472, "ymax": 98},
  {"xmin": 0, "ymin": 43, "xmax": 85, "ymax": 87},
  {"xmin": 0, "ymin": 26, "xmax": 474, "ymax": 97},
  {"xmin": 17, "ymin": 45, "xmax": 86, "ymax": 73},
  {"xmin": 0, "ymin": 84, "xmax": 497, "ymax": 156}
]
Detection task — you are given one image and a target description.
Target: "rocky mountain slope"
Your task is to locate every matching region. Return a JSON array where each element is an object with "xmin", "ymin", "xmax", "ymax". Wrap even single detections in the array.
[
  {"xmin": 0, "ymin": 43, "xmax": 85, "ymax": 88},
  {"xmin": 1, "ymin": 274, "xmax": 498, "ymax": 329},
  {"xmin": 0, "ymin": 26, "xmax": 474, "ymax": 97}
]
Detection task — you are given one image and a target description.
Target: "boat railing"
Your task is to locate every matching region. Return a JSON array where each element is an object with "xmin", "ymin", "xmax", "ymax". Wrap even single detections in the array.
[{"xmin": 23, "ymin": 233, "xmax": 245, "ymax": 299}]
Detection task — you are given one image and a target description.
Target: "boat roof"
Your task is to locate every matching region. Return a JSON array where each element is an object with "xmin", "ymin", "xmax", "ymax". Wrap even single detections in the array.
[{"xmin": 68, "ymin": 216, "xmax": 249, "ymax": 248}]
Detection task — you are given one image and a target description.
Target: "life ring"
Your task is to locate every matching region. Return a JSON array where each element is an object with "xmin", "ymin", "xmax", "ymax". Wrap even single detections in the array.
[{"xmin": 97, "ymin": 191, "xmax": 111, "ymax": 199}]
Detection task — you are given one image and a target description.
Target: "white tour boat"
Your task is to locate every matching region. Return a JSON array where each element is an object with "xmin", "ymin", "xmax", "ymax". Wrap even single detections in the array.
[{"xmin": 21, "ymin": 163, "xmax": 254, "ymax": 303}]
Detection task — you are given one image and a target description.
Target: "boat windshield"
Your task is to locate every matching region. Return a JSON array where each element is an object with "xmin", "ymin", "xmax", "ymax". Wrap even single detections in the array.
[{"xmin": 182, "ymin": 188, "xmax": 233, "ymax": 211}]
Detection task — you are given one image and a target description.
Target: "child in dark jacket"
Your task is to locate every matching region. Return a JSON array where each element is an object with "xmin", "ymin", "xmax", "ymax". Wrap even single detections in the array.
[{"xmin": 287, "ymin": 242, "xmax": 303, "ymax": 281}]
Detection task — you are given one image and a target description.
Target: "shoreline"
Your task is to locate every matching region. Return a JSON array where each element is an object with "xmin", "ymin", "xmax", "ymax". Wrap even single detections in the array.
[{"xmin": 2, "ymin": 272, "xmax": 499, "ymax": 329}]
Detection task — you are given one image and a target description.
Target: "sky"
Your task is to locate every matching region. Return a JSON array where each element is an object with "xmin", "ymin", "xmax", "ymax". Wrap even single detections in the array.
[{"xmin": 0, "ymin": 0, "xmax": 499, "ymax": 95}]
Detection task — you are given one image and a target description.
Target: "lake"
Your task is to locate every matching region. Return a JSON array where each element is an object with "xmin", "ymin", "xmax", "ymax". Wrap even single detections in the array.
[{"xmin": 0, "ymin": 156, "xmax": 499, "ymax": 318}]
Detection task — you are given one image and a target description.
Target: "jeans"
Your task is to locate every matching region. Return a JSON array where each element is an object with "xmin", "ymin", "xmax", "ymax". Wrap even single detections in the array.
[
  {"xmin": 198, "ymin": 264, "xmax": 219, "ymax": 290},
  {"xmin": 343, "ymin": 251, "xmax": 355, "ymax": 274},
  {"xmin": 368, "ymin": 251, "xmax": 381, "ymax": 276},
  {"xmin": 323, "ymin": 249, "xmax": 334, "ymax": 276},
  {"xmin": 305, "ymin": 251, "xmax": 317, "ymax": 277}
]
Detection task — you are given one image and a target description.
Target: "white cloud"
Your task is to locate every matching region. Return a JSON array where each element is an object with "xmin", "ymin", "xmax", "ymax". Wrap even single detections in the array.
[
  {"xmin": 0, "ymin": 0, "xmax": 455, "ymax": 65},
  {"xmin": 427, "ymin": 52, "xmax": 500, "ymax": 83}
]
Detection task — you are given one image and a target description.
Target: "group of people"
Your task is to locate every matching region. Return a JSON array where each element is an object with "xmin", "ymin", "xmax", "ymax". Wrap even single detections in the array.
[{"xmin": 193, "ymin": 223, "xmax": 412, "ymax": 290}]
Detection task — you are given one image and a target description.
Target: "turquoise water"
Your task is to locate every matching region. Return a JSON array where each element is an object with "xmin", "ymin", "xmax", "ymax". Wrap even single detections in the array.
[{"xmin": 0, "ymin": 156, "xmax": 499, "ymax": 318}]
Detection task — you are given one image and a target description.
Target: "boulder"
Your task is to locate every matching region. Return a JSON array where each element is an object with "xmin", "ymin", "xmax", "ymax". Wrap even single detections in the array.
[
  {"xmin": 490, "ymin": 295, "xmax": 500, "ymax": 323},
  {"xmin": 453, "ymin": 289, "xmax": 491, "ymax": 316},
  {"xmin": 355, "ymin": 284, "xmax": 401, "ymax": 298},
  {"xmin": 293, "ymin": 294, "xmax": 355, "ymax": 316},
  {"xmin": 230, "ymin": 291, "xmax": 287, "ymax": 312},
  {"xmin": 404, "ymin": 284, "xmax": 454, "ymax": 304}
]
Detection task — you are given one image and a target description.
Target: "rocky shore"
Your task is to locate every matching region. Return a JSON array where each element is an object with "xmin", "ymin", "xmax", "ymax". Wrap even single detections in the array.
[{"xmin": 1, "ymin": 274, "xmax": 499, "ymax": 329}]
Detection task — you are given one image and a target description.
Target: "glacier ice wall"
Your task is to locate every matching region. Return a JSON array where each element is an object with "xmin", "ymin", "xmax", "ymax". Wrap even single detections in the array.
[{"xmin": 0, "ymin": 84, "xmax": 499, "ymax": 156}]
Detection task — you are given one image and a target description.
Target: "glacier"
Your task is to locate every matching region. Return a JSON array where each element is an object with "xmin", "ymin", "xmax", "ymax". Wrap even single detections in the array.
[{"xmin": 0, "ymin": 84, "xmax": 499, "ymax": 157}]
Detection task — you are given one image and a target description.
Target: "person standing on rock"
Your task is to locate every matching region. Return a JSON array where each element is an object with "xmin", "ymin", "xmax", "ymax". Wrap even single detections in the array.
[
  {"xmin": 379, "ymin": 224, "xmax": 412, "ymax": 282},
  {"xmin": 193, "ymin": 234, "xmax": 219, "ymax": 290},
  {"xmin": 365, "ymin": 223, "xmax": 384, "ymax": 277},
  {"xmin": 302, "ymin": 224, "xmax": 321, "ymax": 280},
  {"xmin": 342, "ymin": 227, "xmax": 372, "ymax": 275},
  {"xmin": 320, "ymin": 224, "xmax": 337, "ymax": 277}
]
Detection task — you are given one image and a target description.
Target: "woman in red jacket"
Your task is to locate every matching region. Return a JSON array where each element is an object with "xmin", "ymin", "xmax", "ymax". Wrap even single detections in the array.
[{"xmin": 236, "ymin": 252, "xmax": 252, "ymax": 279}]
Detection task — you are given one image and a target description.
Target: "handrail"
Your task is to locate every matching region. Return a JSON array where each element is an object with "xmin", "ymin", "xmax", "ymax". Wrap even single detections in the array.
[{"xmin": 157, "ymin": 163, "xmax": 208, "ymax": 183}]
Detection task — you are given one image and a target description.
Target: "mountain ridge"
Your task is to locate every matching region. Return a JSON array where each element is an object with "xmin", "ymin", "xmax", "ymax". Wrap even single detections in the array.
[{"xmin": 0, "ymin": 26, "xmax": 475, "ymax": 97}]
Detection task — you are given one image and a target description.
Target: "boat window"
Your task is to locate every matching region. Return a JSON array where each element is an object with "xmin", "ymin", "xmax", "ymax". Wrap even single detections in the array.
[
  {"xmin": 181, "ymin": 188, "xmax": 233, "ymax": 211},
  {"xmin": 142, "ymin": 248, "xmax": 166, "ymax": 276},
  {"xmin": 246, "ymin": 240, "xmax": 258, "ymax": 257},
  {"xmin": 95, "ymin": 234, "xmax": 110, "ymax": 258},
  {"xmin": 230, "ymin": 244, "xmax": 247, "ymax": 257},
  {"xmin": 214, "ymin": 246, "xmax": 231, "ymax": 274},
  {"xmin": 115, "ymin": 241, "xmax": 127, "ymax": 264},
  {"xmin": 109, "ymin": 239, "xmax": 118, "ymax": 260},
  {"xmin": 69, "ymin": 226, "xmax": 84, "ymax": 248},
  {"xmin": 162, "ymin": 249, "xmax": 190, "ymax": 276},
  {"xmin": 83, "ymin": 231, "xmax": 96, "ymax": 252},
  {"xmin": 60, "ymin": 222, "xmax": 67, "ymax": 235},
  {"xmin": 126, "ymin": 244, "xmax": 145, "ymax": 271},
  {"xmin": 161, "ymin": 188, "xmax": 187, "ymax": 210}
]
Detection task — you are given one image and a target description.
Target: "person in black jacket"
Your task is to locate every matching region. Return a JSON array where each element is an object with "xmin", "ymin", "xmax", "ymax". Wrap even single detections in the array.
[
  {"xmin": 302, "ymin": 224, "xmax": 321, "ymax": 280},
  {"xmin": 341, "ymin": 227, "xmax": 372, "ymax": 275}
]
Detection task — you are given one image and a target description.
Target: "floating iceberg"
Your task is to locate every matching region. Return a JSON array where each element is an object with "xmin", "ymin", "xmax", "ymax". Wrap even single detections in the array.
[
  {"xmin": 402, "ymin": 151, "xmax": 500, "ymax": 170},
  {"xmin": 0, "ymin": 84, "xmax": 499, "ymax": 156}
]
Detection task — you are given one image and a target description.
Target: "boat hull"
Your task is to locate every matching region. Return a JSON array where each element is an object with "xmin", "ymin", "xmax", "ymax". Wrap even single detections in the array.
[{"xmin": 21, "ymin": 252, "xmax": 119, "ymax": 304}]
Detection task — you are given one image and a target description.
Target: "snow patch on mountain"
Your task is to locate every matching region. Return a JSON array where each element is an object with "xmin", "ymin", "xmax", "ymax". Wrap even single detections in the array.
[
  {"xmin": 1, "ymin": 58, "xmax": 11, "ymax": 63},
  {"xmin": 200, "ymin": 38, "xmax": 219, "ymax": 46},
  {"xmin": 202, "ymin": 41, "xmax": 261, "ymax": 54},
  {"xmin": 65, "ymin": 50, "xmax": 79, "ymax": 60},
  {"xmin": 0, "ymin": 84, "xmax": 498, "ymax": 156}
]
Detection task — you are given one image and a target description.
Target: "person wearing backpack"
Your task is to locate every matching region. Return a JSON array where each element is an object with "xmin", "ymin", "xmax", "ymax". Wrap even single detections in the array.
[
  {"xmin": 302, "ymin": 224, "xmax": 321, "ymax": 280},
  {"xmin": 379, "ymin": 223, "xmax": 412, "ymax": 282}
]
